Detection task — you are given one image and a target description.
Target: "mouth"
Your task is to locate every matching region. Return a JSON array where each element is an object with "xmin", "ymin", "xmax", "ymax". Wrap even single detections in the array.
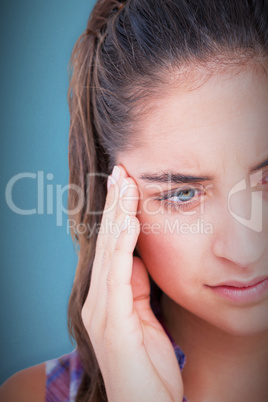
[{"xmin": 205, "ymin": 275, "xmax": 268, "ymax": 304}]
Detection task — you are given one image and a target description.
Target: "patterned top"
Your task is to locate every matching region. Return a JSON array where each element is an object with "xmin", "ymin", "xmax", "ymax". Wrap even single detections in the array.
[
  {"xmin": 46, "ymin": 349, "xmax": 83, "ymax": 402},
  {"xmin": 45, "ymin": 301, "xmax": 187, "ymax": 401}
]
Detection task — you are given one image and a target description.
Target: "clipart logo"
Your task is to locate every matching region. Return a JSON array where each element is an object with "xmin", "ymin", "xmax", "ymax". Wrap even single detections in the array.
[{"xmin": 228, "ymin": 172, "xmax": 263, "ymax": 233}]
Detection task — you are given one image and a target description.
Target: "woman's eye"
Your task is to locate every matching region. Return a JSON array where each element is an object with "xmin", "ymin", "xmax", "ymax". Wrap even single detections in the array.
[
  {"xmin": 168, "ymin": 188, "xmax": 196, "ymax": 202},
  {"xmin": 155, "ymin": 186, "xmax": 205, "ymax": 212},
  {"xmin": 262, "ymin": 175, "xmax": 268, "ymax": 185},
  {"xmin": 258, "ymin": 171, "xmax": 268, "ymax": 187}
]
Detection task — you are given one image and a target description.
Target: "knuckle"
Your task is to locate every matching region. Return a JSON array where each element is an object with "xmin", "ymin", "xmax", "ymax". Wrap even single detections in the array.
[
  {"xmin": 105, "ymin": 191, "xmax": 116, "ymax": 210},
  {"xmin": 81, "ymin": 304, "xmax": 91, "ymax": 330},
  {"xmin": 102, "ymin": 248, "xmax": 112, "ymax": 264},
  {"xmin": 103, "ymin": 329, "xmax": 116, "ymax": 353},
  {"xmin": 106, "ymin": 271, "xmax": 119, "ymax": 293},
  {"xmin": 82, "ymin": 306, "xmax": 98, "ymax": 341},
  {"xmin": 130, "ymin": 216, "xmax": 141, "ymax": 235},
  {"xmin": 116, "ymin": 210, "xmax": 125, "ymax": 222}
]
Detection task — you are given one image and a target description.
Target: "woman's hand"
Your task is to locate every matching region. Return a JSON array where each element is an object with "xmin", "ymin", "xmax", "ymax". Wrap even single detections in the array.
[{"xmin": 81, "ymin": 165, "xmax": 183, "ymax": 402}]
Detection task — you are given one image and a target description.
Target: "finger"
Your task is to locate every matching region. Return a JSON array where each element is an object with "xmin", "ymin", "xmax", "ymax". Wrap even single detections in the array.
[
  {"xmin": 87, "ymin": 166, "xmax": 129, "ymax": 299},
  {"xmin": 82, "ymin": 166, "xmax": 125, "ymax": 323},
  {"xmin": 92, "ymin": 178, "xmax": 140, "ymax": 330},
  {"xmin": 93, "ymin": 166, "xmax": 124, "ymax": 265},
  {"xmin": 105, "ymin": 216, "xmax": 141, "ymax": 329},
  {"xmin": 94, "ymin": 175, "xmax": 139, "ymax": 295}
]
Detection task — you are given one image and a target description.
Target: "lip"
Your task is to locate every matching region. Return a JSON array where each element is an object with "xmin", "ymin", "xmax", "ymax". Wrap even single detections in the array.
[
  {"xmin": 206, "ymin": 275, "xmax": 268, "ymax": 304},
  {"xmin": 213, "ymin": 275, "xmax": 268, "ymax": 288}
]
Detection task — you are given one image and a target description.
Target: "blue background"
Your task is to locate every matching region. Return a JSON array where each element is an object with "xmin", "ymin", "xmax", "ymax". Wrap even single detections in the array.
[{"xmin": 0, "ymin": 0, "xmax": 95, "ymax": 384}]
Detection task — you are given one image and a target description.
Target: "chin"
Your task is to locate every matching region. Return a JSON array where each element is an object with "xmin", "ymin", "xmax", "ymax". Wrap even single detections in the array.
[{"xmin": 209, "ymin": 307, "xmax": 268, "ymax": 337}]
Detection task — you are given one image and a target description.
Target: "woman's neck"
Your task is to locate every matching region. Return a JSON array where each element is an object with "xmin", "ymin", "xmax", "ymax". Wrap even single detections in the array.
[{"xmin": 160, "ymin": 293, "xmax": 268, "ymax": 402}]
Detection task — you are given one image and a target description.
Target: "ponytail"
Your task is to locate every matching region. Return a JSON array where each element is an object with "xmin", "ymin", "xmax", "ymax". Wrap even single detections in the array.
[{"xmin": 67, "ymin": 3, "xmax": 127, "ymax": 401}]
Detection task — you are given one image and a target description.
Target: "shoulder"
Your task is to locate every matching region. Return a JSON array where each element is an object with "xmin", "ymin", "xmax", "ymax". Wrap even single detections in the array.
[{"xmin": 0, "ymin": 362, "xmax": 45, "ymax": 402}]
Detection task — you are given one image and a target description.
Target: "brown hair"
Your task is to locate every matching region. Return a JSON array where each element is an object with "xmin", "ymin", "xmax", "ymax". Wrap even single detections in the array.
[{"xmin": 67, "ymin": 0, "xmax": 268, "ymax": 400}]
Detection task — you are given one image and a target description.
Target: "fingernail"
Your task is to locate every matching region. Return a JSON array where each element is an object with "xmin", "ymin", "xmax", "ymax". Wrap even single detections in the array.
[
  {"xmin": 107, "ymin": 166, "xmax": 121, "ymax": 191},
  {"xmin": 121, "ymin": 215, "xmax": 131, "ymax": 231},
  {"xmin": 107, "ymin": 176, "xmax": 113, "ymax": 191},
  {"xmin": 112, "ymin": 165, "xmax": 121, "ymax": 182},
  {"xmin": 120, "ymin": 178, "xmax": 128, "ymax": 198}
]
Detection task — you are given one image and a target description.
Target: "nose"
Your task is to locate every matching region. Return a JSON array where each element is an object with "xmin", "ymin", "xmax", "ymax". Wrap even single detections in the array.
[{"xmin": 211, "ymin": 187, "xmax": 266, "ymax": 268}]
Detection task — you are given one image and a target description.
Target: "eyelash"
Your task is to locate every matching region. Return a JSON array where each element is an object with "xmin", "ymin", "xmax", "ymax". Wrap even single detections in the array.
[
  {"xmin": 155, "ymin": 186, "xmax": 205, "ymax": 212},
  {"xmin": 154, "ymin": 170, "xmax": 268, "ymax": 213}
]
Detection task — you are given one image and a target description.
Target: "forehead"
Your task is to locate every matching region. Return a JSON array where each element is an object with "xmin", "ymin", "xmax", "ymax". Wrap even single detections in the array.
[{"xmin": 118, "ymin": 66, "xmax": 268, "ymax": 175}]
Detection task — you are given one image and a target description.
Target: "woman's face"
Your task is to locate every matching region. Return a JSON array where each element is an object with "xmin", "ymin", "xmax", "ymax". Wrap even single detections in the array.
[{"xmin": 117, "ymin": 65, "xmax": 268, "ymax": 336}]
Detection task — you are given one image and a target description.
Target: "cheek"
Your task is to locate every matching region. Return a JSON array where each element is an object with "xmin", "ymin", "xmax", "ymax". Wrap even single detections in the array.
[{"xmin": 136, "ymin": 212, "xmax": 207, "ymax": 298}]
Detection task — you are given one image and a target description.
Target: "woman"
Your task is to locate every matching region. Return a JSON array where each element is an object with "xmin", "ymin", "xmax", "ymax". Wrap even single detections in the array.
[{"xmin": 1, "ymin": 0, "xmax": 267, "ymax": 401}]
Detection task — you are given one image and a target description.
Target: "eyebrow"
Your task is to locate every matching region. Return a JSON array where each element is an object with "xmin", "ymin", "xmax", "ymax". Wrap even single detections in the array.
[
  {"xmin": 139, "ymin": 172, "xmax": 213, "ymax": 184},
  {"xmin": 139, "ymin": 157, "xmax": 268, "ymax": 184}
]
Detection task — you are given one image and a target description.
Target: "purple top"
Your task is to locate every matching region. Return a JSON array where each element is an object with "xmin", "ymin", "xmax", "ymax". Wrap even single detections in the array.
[{"xmin": 45, "ymin": 301, "xmax": 187, "ymax": 401}]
